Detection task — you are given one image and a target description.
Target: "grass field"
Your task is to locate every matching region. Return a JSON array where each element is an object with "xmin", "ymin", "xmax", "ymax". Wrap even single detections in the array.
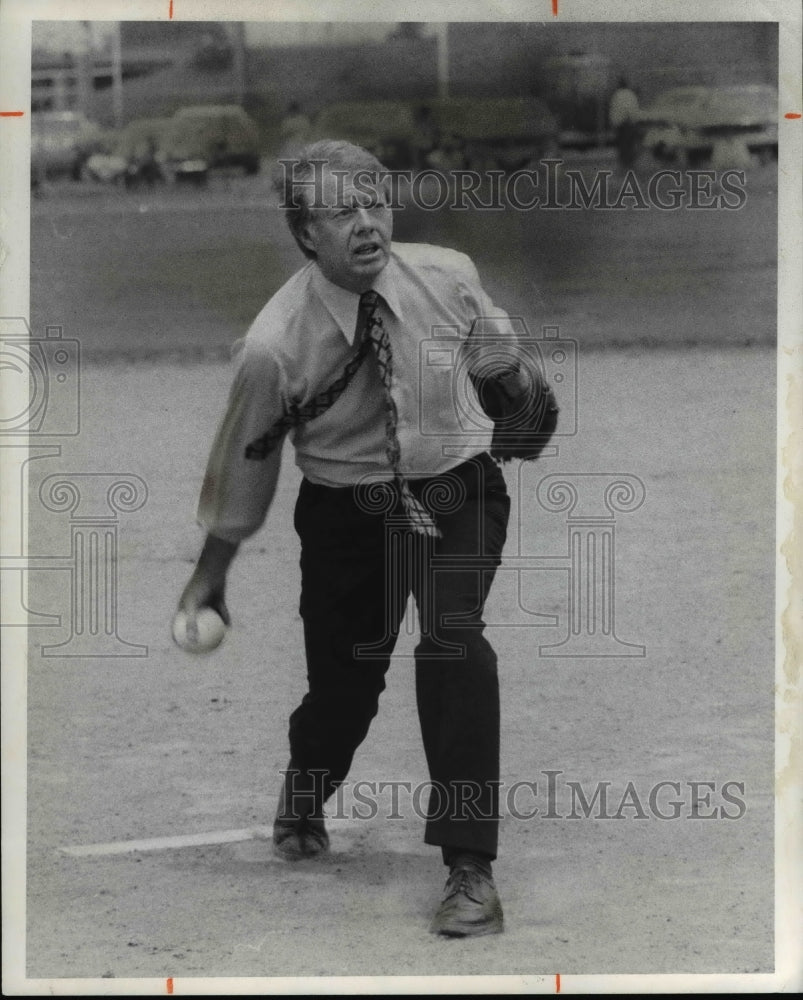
[{"xmin": 30, "ymin": 158, "xmax": 777, "ymax": 358}]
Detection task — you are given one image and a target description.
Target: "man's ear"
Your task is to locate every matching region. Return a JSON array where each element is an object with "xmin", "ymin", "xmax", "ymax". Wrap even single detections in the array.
[{"xmin": 298, "ymin": 220, "xmax": 317, "ymax": 256}]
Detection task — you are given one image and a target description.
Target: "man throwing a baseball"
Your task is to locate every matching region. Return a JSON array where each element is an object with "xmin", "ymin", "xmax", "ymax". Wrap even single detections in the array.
[{"xmin": 178, "ymin": 139, "xmax": 523, "ymax": 938}]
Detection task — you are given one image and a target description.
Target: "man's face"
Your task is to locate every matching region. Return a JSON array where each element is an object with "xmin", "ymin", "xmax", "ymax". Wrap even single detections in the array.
[{"xmin": 300, "ymin": 167, "xmax": 393, "ymax": 293}]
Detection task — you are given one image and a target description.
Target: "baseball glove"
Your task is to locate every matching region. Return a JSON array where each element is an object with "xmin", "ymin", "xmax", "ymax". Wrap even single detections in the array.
[{"xmin": 469, "ymin": 363, "xmax": 559, "ymax": 462}]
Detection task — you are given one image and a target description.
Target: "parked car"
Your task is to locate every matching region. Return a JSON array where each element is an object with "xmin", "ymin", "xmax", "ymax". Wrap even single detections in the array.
[
  {"xmin": 162, "ymin": 105, "xmax": 262, "ymax": 182},
  {"xmin": 312, "ymin": 101, "xmax": 418, "ymax": 170},
  {"xmin": 427, "ymin": 97, "xmax": 559, "ymax": 171},
  {"xmin": 84, "ymin": 117, "xmax": 173, "ymax": 185},
  {"xmin": 31, "ymin": 110, "xmax": 108, "ymax": 181},
  {"xmin": 311, "ymin": 96, "xmax": 559, "ymax": 173},
  {"xmin": 637, "ymin": 84, "xmax": 778, "ymax": 166}
]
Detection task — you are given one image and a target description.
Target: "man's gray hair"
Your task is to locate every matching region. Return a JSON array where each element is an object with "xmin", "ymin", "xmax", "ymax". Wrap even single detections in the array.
[{"xmin": 273, "ymin": 139, "xmax": 388, "ymax": 260}]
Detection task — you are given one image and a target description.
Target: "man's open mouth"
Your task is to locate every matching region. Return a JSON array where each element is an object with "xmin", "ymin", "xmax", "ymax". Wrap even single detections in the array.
[{"xmin": 354, "ymin": 243, "xmax": 382, "ymax": 257}]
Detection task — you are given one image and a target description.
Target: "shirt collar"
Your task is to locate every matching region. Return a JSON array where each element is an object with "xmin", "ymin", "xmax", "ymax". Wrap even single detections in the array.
[{"xmin": 311, "ymin": 253, "xmax": 404, "ymax": 345}]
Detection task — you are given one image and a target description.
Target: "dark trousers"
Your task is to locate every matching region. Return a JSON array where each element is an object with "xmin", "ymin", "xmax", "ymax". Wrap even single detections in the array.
[{"xmin": 287, "ymin": 452, "xmax": 510, "ymax": 859}]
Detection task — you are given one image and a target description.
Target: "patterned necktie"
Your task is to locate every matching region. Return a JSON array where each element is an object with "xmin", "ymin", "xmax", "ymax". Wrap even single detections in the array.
[
  {"xmin": 245, "ymin": 327, "xmax": 373, "ymax": 460},
  {"xmin": 359, "ymin": 290, "xmax": 440, "ymax": 538}
]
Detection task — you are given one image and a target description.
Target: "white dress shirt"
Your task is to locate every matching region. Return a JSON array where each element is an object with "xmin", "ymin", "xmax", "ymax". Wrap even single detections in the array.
[{"xmin": 197, "ymin": 241, "xmax": 513, "ymax": 542}]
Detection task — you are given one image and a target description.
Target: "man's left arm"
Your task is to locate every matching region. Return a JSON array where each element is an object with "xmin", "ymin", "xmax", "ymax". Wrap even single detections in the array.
[
  {"xmin": 454, "ymin": 252, "xmax": 558, "ymax": 461},
  {"xmin": 454, "ymin": 254, "xmax": 530, "ymax": 388}
]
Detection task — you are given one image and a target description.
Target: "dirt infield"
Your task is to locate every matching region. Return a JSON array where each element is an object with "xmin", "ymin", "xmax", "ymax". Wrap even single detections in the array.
[{"xmin": 23, "ymin": 343, "xmax": 775, "ymax": 980}]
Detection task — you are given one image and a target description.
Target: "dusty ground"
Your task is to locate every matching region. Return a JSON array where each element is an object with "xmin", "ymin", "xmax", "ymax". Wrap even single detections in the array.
[{"xmin": 13, "ymin": 159, "xmax": 781, "ymax": 990}]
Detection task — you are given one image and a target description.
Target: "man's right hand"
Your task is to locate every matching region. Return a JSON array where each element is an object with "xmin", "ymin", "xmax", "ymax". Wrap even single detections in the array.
[{"xmin": 177, "ymin": 534, "xmax": 239, "ymax": 625}]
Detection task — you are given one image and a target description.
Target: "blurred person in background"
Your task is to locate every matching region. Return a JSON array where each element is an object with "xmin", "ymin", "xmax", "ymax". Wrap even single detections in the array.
[
  {"xmin": 410, "ymin": 103, "xmax": 440, "ymax": 170},
  {"xmin": 177, "ymin": 138, "xmax": 528, "ymax": 938},
  {"xmin": 279, "ymin": 101, "xmax": 312, "ymax": 158},
  {"xmin": 609, "ymin": 76, "xmax": 641, "ymax": 169},
  {"xmin": 426, "ymin": 132, "xmax": 467, "ymax": 172},
  {"xmin": 125, "ymin": 135, "xmax": 163, "ymax": 189}
]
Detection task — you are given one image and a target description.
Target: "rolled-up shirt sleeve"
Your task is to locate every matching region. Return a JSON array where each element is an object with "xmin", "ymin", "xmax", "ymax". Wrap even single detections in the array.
[{"xmin": 197, "ymin": 338, "xmax": 287, "ymax": 543}]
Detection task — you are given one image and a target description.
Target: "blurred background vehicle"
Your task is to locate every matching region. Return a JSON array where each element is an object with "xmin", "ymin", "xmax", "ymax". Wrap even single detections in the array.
[
  {"xmin": 28, "ymin": 21, "xmax": 778, "ymax": 187},
  {"xmin": 310, "ymin": 96, "xmax": 558, "ymax": 172},
  {"xmin": 426, "ymin": 96, "xmax": 559, "ymax": 171},
  {"xmin": 82, "ymin": 106, "xmax": 262, "ymax": 187},
  {"xmin": 312, "ymin": 101, "xmax": 418, "ymax": 170},
  {"xmin": 637, "ymin": 83, "xmax": 778, "ymax": 166},
  {"xmin": 161, "ymin": 104, "xmax": 262, "ymax": 183},
  {"xmin": 84, "ymin": 116, "xmax": 172, "ymax": 185},
  {"xmin": 30, "ymin": 110, "xmax": 109, "ymax": 182},
  {"xmin": 277, "ymin": 101, "xmax": 312, "ymax": 159},
  {"xmin": 636, "ymin": 86, "xmax": 709, "ymax": 164}
]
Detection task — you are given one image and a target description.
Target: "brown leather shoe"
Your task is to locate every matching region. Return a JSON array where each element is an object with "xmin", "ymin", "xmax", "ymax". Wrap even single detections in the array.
[
  {"xmin": 430, "ymin": 860, "xmax": 504, "ymax": 937},
  {"xmin": 272, "ymin": 761, "xmax": 330, "ymax": 860},
  {"xmin": 273, "ymin": 815, "xmax": 330, "ymax": 860}
]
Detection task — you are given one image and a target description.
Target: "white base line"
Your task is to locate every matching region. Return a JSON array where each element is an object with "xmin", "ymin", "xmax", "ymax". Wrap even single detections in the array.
[
  {"xmin": 58, "ymin": 826, "xmax": 275, "ymax": 857},
  {"xmin": 57, "ymin": 819, "xmax": 384, "ymax": 858},
  {"xmin": 57, "ymin": 817, "xmax": 432, "ymax": 858}
]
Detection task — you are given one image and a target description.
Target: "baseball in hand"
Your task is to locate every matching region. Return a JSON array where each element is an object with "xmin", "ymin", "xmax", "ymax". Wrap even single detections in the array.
[{"xmin": 172, "ymin": 606, "xmax": 227, "ymax": 654}]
